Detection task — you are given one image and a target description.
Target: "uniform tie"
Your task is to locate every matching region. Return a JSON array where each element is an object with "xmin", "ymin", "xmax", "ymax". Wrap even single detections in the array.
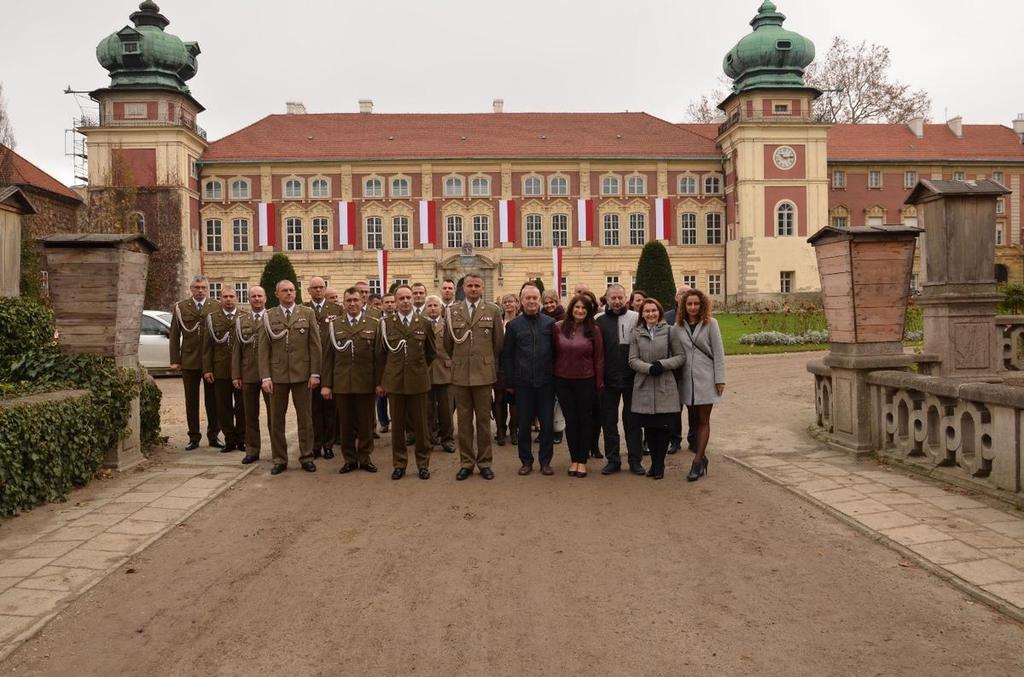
[
  {"xmin": 469, "ymin": 302, "xmax": 476, "ymax": 319},
  {"xmin": 285, "ymin": 308, "xmax": 292, "ymax": 319},
  {"xmin": 254, "ymin": 312, "xmax": 262, "ymax": 321},
  {"xmin": 403, "ymin": 316, "xmax": 410, "ymax": 327},
  {"xmin": 350, "ymin": 317, "xmax": 357, "ymax": 327}
]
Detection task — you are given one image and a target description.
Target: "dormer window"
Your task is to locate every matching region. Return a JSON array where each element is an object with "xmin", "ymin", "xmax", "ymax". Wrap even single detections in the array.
[{"xmin": 123, "ymin": 41, "xmax": 140, "ymax": 54}]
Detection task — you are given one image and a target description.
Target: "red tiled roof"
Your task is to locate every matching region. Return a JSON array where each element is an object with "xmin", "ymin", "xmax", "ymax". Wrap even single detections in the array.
[
  {"xmin": 675, "ymin": 123, "xmax": 721, "ymax": 141},
  {"xmin": 0, "ymin": 144, "xmax": 81, "ymax": 202},
  {"xmin": 827, "ymin": 124, "xmax": 1024, "ymax": 162},
  {"xmin": 203, "ymin": 112, "xmax": 722, "ymax": 163}
]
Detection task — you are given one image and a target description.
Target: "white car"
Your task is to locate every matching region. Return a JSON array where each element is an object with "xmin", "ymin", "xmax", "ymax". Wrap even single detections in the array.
[{"xmin": 140, "ymin": 310, "xmax": 176, "ymax": 374}]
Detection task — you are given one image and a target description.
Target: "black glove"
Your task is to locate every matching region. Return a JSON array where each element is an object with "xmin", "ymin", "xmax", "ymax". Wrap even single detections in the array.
[{"xmin": 648, "ymin": 361, "xmax": 664, "ymax": 376}]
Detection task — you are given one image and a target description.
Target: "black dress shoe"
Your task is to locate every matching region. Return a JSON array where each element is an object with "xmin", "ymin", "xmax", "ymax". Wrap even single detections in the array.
[
  {"xmin": 480, "ymin": 467, "xmax": 495, "ymax": 480},
  {"xmin": 391, "ymin": 467, "xmax": 405, "ymax": 480},
  {"xmin": 418, "ymin": 468, "xmax": 431, "ymax": 480},
  {"xmin": 339, "ymin": 462, "xmax": 358, "ymax": 474},
  {"xmin": 301, "ymin": 461, "xmax": 317, "ymax": 472},
  {"xmin": 322, "ymin": 447, "xmax": 335, "ymax": 460},
  {"xmin": 185, "ymin": 441, "xmax": 199, "ymax": 451},
  {"xmin": 220, "ymin": 443, "xmax": 237, "ymax": 454},
  {"xmin": 591, "ymin": 450, "xmax": 604, "ymax": 459},
  {"xmin": 209, "ymin": 438, "xmax": 225, "ymax": 449},
  {"xmin": 270, "ymin": 464, "xmax": 286, "ymax": 475},
  {"xmin": 601, "ymin": 463, "xmax": 621, "ymax": 475},
  {"xmin": 629, "ymin": 463, "xmax": 647, "ymax": 476},
  {"xmin": 495, "ymin": 434, "xmax": 506, "ymax": 447},
  {"xmin": 442, "ymin": 442, "xmax": 456, "ymax": 454},
  {"xmin": 237, "ymin": 444, "xmax": 246, "ymax": 453},
  {"xmin": 380, "ymin": 425, "xmax": 390, "ymax": 434},
  {"xmin": 241, "ymin": 454, "xmax": 259, "ymax": 465},
  {"xmin": 455, "ymin": 468, "xmax": 473, "ymax": 481},
  {"xmin": 361, "ymin": 462, "xmax": 378, "ymax": 473},
  {"xmin": 667, "ymin": 440, "xmax": 681, "ymax": 455},
  {"xmin": 312, "ymin": 448, "xmax": 321, "ymax": 459},
  {"xmin": 553, "ymin": 433, "xmax": 563, "ymax": 445}
]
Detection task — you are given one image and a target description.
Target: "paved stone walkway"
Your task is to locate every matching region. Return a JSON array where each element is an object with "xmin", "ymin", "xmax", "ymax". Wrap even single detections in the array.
[
  {"xmin": 0, "ymin": 450, "xmax": 255, "ymax": 661},
  {"xmin": 731, "ymin": 449, "xmax": 1024, "ymax": 621}
]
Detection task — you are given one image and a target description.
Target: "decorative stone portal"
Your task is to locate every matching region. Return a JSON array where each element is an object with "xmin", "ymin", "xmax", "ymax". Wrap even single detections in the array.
[{"xmin": 439, "ymin": 253, "xmax": 496, "ymax": 301}]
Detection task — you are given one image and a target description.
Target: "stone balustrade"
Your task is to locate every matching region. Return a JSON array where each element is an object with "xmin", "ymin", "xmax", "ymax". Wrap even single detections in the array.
[{"xmin": 996, "ymin": 315, "xmax": 1024, "ymax": 371}]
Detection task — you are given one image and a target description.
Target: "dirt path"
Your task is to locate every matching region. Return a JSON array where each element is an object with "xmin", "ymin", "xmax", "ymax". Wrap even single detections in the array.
[{"xmin": 2, "ymin": 354, "xmax": 1022, "ymax": 676}]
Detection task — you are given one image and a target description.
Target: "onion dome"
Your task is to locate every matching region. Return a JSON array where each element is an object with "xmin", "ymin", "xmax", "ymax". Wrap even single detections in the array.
[
  {"xmin": 96, "ymin": 1, "xmax": 200, "ymax": 94},
  {"xmin": 723, "ymin": 1, "xmax": 815, "ymax": 94}
]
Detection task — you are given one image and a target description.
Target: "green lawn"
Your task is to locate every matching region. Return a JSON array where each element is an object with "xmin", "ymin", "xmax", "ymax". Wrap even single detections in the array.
[{"xmin": 715, "ymin": 313, "xmax": 829, "ymax": 355}]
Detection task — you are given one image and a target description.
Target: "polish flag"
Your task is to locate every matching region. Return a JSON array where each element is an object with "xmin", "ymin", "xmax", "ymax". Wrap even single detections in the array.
[
  {"xmin": 418, "ymin": 200, "xmax": 437, "ymax": 244},
  {"xmin": 257, "ymin": 202, "xmax": 276, "ymax": 247},
  {"xmin": 552, "ymin": 247, "xmax": 563, "ymax": 290},
  {"xmin": 338, "ymin": 201, "xmax": 357, "ymax": 246},
  {"xmin": 376, "ymin": 249, "xmax": 388, "ymax": 291},
  {"xmin": 654, "ymin": 197, "xmax": 672, "ymax": 242},
  {"xmin": 576, "ymin": 199, "xmax": 593, "ymax": 243},
  {"xmin": 498, "ymin": 199, "xmax": 517, "ymax": 243}
]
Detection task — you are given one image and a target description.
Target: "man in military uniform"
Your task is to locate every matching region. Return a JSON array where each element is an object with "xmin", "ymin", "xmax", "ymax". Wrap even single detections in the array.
[
  {"xmin": 169, "ymin": 275, "xmax": 221, "ymax": 450},
  {"xmin": 424, "ymin": 295, "xmax": 455, "ymax": 454},
  {"xmin": 355, "ymin": 280, "xmax": 381, "ymax": 319},
  {"xmin": 322, "ymin": 287, "xmax": 380, "ymax": 474},
  {"xmin": 376, "ymin": 285, "xmax": 435, "ymax": 480},
  {"xmin": 258, "ymin": 279, "xmax": 322, "ymax": 475},
  {"xmin": 440, "ymin": 278, "xmax": 456, "ymax": 311},
  {"xmin": 304, "ymin": 276, "xmax": 342, "ymax": 459},
  {"xmin": 411, "ymin": 282, "xmax": 428, "ymax": 316},
  {"xmin": 445, "ymin": 273, "xmax": 505, "ymax": 481},
  {"xmin": 202, "ymin": 287, "xmax": 245, "ymax": 453},
  {"xmin": 232, "ymin": 285, "xmax": 271, "ymax": 465}
]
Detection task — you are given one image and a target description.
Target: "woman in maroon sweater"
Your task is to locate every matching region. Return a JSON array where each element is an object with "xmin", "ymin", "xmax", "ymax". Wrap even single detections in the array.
[{"xmin": 552, "ymin": 294, "xmax": 604, "ymax": 477}]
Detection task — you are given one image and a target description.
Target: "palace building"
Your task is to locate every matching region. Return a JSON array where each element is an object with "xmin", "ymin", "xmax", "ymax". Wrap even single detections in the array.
[{"xmin": 78, "ymin": 1, "xmax": 1024, "ymax": 309}]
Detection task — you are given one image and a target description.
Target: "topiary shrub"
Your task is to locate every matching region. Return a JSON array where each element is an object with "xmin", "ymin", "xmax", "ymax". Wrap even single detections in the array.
[
  {"xmin": 259, "ymin": 253, "xmax": 302, "ymax": 308},
  {"xmin": 634, "ymin": 241, "xmax": 677, "ymax": 313}
]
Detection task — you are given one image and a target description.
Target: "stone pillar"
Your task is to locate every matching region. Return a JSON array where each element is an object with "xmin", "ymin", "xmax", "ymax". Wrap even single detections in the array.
[{"xmin": 40, "ymin": 233, "xmax": 158, "ymax": 470}]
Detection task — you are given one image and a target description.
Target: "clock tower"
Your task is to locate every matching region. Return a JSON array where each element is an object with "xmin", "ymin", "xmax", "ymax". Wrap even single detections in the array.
[{"xmin": 717, "ymin": 1, "xmax": 828, "ymax": 302}]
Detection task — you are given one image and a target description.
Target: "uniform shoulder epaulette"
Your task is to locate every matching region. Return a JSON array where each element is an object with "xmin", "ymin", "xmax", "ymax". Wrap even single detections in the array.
[{"xmin": 367, "ymin": 315, "xmax": 381, "ymax": 323}]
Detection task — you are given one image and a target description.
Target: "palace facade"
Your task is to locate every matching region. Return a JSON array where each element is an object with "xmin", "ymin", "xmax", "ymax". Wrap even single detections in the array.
[{"xmin": 78, "ymin": 1, "xmax": 1024, "ymax": 309}]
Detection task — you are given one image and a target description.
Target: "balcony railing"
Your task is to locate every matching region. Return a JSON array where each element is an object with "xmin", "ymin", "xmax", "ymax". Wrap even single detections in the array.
[
  {"xmin": 76, "ymin": 114, "xmax": 207, "ymax": 140},
  {"xmin": 717, "ymin": 109, "xmax": 816, "ymax": 136}
]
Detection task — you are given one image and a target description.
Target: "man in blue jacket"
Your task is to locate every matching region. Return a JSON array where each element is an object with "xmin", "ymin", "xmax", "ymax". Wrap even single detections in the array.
[{"xmin": 500, "ymin": 284, "xmax": 556, "ymax": 476}]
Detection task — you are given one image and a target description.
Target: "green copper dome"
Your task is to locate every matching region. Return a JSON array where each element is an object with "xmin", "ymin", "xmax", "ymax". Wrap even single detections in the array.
[
  {"xmin": 723, "ymin": 1, "xmax": 815, "ymax": 93},
  {"xmin": 96, "ymin": 1, "xmax": 200, "ymax": 94}
]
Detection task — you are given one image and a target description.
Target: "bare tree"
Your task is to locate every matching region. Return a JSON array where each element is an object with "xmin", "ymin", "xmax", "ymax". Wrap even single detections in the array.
[
  {"xmin": 807, "ymin": 37, "xmax": 930, "ymax": 123},
  {"xmin": 684, "ymin": 78, "xmax": 729, "ymax": 123},
  {"xmin": 0, "ymin": 83, "xmax": 16, "ymax": 183}
]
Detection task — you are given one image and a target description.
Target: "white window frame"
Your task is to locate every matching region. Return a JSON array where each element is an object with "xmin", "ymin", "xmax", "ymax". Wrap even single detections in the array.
[
  {"xmin": 832, "ymin": 170, "xmax": 846, "ymax": 189},
  {"xmin": 832, "ymin": 216, "xmax": 849, "ymax": 229},
  {"xmin": 551, "ymin": 213, "xmax": 569, "ymax": 247},
  {"xmin": 996, "ymin": 198, "xmax": 1005, "ymax": 215},
  {"xmin": 605, "ymin": 275, "xmax": 620, "ymax": 287},
  {"xmin": 683, "ymin": 274, "xmax": 697, "ymax": 289},
  {"xmin": 680, "ymin": 213, "xmax": 697, "ymax": 245},
  {"xmin": 310, "ymin": 177, "xmax": 330, "ymax": 199},
  {"xmin": 364, "ymin": 177, "xmax": 384, "ymax": 198},
  {"xmin": 205, "ymin": 219, "xmax": 223, "ymax": 251},
  {"xmin": 230, "ymin": 178, "xmax": 250, "ymax": 200},
  {"xmin": 284, "ymin": 178, "xmax": 304, "ymax": 199},
  {"xmin": 626, "ymin": 175, "xmax": 646, "ymax": 196},
  {"xmin": 365, "ymin": 216, "xmax": 383, "ymax": 250},
  {"xmin": 603, "ymin": 213, "xmax": 620, "ymax": 246},
  {"xmin": 780, "ymin": 271, "xmax": 794, "ymax": 294},
  {"xmin": 559, "ymin": 276, "xmax": 568, "ymax": 299},
  {"xmin": 953, "ymin": 171, "xmax": 965, "ymax": 182},
  {"xmin": 312, "ymin": 216, "xmax": 330, "ymax": 251},
  {"xmin": 203, "ymin": 180, "xmax": 223, "ymax": 201},
  {"xmin": 392, "ymin": 216, "xmax": 410, "ymax": 249},
  {"xmin": 868, "ymin": 171, "xmax": 882, "ymax": 189},
  {"xmin": 679, "ymin": 175, "xmax": 698, "ymax": 195},
  {"xmin": 628, "ymin": 213, "xmax": 646, "ymax": 246},
  {"xmin": 708, "ymin": 274, "xmax": 722, "ymax": 296},
  {"xmin": 235, "ymin": 282, "xmax": 249, "ymax": 304},
  {"xmin": 285, "ymin": 217, "xmax": 303, "ymax": 250},
  {"xmin": 903, "ymin": 171, "xmax": 917, "ymax": 189},
  {"xmin": 444, "ymin": 176, "xmax": 465, "ymax": 197},
  {"xmin": 996, "ymin": 223, "xmax": 1004, "ymax": 246},
  {"xmin": 232, "ymin": 218, "xmax": 249, "ymax": 252},
  {"xmin": 703, "ymin": 175, "xmax": 722, "ymax": 195},
  {"xmin": 470, "ymin": 175, "xmax": 490, "ymax": 197},
  {"xmin": 391, "ymin": 177, "xmax": 411, "ymax": 198},
  {"xmin": 706, "ymin": 213, "xmax": 723, "ymax": 244},
  {"xmin": 209, "ymin": 282, "xmax": 222, "ymax": 300},
  {"xmin": 523, "ymin": 175, "xmax": 543, "ymax": 197},
  {"xmin": 525, "ymin": 214, "xmax": 543, "ymax": 248},
  {"xmin": 600, "ymin": 175, "xmax": 620, "ymax": 196},
  {"xmin": 473, "ymin": 214, "xmax": 490, "ymax": 248},
  {"xmin": 992, "ymin": 171, "xmax": 1005, "ymax": 185},
  {"xmin": 776, "ymin": 202, "xmax": 795, "ymax": 237},
  {"xmin": 549, "ymin": 175, "xmax": 569, "ymax": 196},
  {"xmin": 368, "ymin": 279, "xmax": 382, "ymax": 297},
  {"xmin": 446, "ymin": 215, "xmax": 463, "ymax": 248}
]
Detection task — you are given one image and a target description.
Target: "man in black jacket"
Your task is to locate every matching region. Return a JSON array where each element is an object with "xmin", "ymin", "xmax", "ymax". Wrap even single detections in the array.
[
  {"xmin": 500, "ymin": 284, "xmax": 556, "ymax": 476},
  {"xmin": 596, "ymin": 284, "xmax": 644, "ymax": 475}
]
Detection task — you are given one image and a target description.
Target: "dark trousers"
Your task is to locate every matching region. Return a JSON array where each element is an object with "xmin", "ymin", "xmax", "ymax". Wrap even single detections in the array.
[
  {"xmin": 493, "ymin": 376, "xmax": 515, "ymax": 438},
  {"xmin": 311, "ymin": 386, "xmax": 336, "ymax": 451},
  {"xmin": 214, "ymin": 378, "xmax": 244, "ymax": 446},
  {"xmin": 601, "ymin": 385, "xmax": 642, "ymax": 465},
  {"xmin": 645, "ymin": 424, "xmax": 673, "ymax": 476},
  {"xmin": 270, "ymin": 382, "xmax": 314, "ymax": 466},
  {"xmin": 336, "ymin": 393, "xmax": 375, "ymax": 465},
  {"xmin": 241, "ymin": 382, "xmax": 271, "ymax": 456},
  {"xmin": 515, "ymin": 384, "xmax": 554, "ymax": 467},
  {"xmin": 182, "ymin": 369, "xmax": 219, "ymax": 444},
  {"xmin": 376, "ymin": 395, "xmax": 390, "ymax": 427},
  {"xmin": 429, "ymin": 383, "xmax": 454, "ymax": 445},
  {"xmin": 389, "ymin": 392, "xmax": 430, "ymax": 469},
  {"xmin": 671, "ymin": 406, "xmax": 699, "ymax": 449},
  {"xmin": 555, "ymin": 376, "xmax": 597, "ymax": 464}
]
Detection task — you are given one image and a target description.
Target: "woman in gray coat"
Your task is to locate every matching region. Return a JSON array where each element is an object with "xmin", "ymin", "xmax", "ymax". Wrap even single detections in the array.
[
  {"xmin": 672, "ymin": 289, "xmax": 726, "ymax": 481},
  {"xmin": 628, "ymin": 298, "xmax": 685, "ymax": 479}
]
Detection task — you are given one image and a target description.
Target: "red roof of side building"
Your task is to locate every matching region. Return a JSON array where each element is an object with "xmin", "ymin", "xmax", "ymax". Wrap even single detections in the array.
[
  {"xmin": 0, "ymin": 144, "xmax": 81, "ymax": 202},
  {"xmin": 203, "ymin": 112, "xmax": 722, "ymax": 163},
  {"xmin": 826, "ymin": 123, "xmax": 1024, "ymax": 162}
]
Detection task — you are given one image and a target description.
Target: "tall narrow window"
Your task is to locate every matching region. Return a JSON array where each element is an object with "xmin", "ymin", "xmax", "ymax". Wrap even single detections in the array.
[
  {"xmin": 706, "ymin": 213, "xmax": 723, "ymax": 244},
  {"xmin": 285, "ymin": 217, "xmax": 303, "ymax": 250},
  {"xmin": 992, "ymin": 171, "xmax": 1005, "ymax": 185},
  {"xmin": 903, "ymin": 171, "xmax": 917, "ymax": 189},
  {"xmin": 235, "ymin": 282, "xmax": 249, "ymax": 304},
  {"xmin": 392, "ymin": 216, "xmax": 410, "ymax": 249},
  {"xmin": 311, "ymin": 178, "xmax": 329, "ymax": 198},
  {"xmin": 603, "ymin": 214, "xmax": 620, "ymax": 246},
  {"xmin": 369, "ymin": 278, "xmax": 382, "ymax": 296},
  {"xmin": 629, "ymin": 213, "xmax": 646, "ymax": 246},
  {"xmin": 312, "ymin": 217, "xmax": 329, "ymax": 250},
  {"xmin": 525, "ymin": 214, "xmax": 543, "ymax": 247},
  {"xmin": 680, "ymin": 213, "xmax": 697, "ymax": 245},
  {"xmin": 232, "ymin": 218, "xmax": 249, "ymax": 251},
  {"xmin": 365, "ymin": 217, "xmax": 383, "ymax": 249},
  {"xmin": 996, "ymin": 223, "xmax": 1004, "ymax": 246},
  {"xmin": 473, "ymin": 215, "xmax": 490, "ymax": 248},
  {"xmin": 446, "ymin": 215, "xmax": 463, "ymax": 248},
  {"xmin": 205, "ymin": 219, "xmax": 223, "ymax": 251},
  {"xmin": 953, "ymin": 171, "xmax": 965, "ymax": 182},
  {"xmin": 776, "ymin": 203, "xmax": 795, "ymax": 236},
  {"xmin": 551, "ymin": 213, "xmax": 569, "ymax": 247},
  {"xmin": 708, "ymin": 274, "xmax": 722, "ymax": 296},
  {"xmin": 868, "ymin": 171, "xmax": 882, "ymax": 188},
  {"xmin": 780, "ymin": 271, "xmax": 794, "ymax": 293},
  {"xmin": 832, "ymin": 171, "xmax": 846, "ymax": 189},
  {"xmin": 208, "ymin": 282, "xmax": 222, "ymax": 300}
]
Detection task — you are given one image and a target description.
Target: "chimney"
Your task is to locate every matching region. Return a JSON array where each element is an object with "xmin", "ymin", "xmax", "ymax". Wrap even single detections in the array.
[
  {"xmin": 285, "ymin": 101, "xmax": 306, "ymax": 115},
  {"xmin": 359, "ymin": 99, "xmax": 373, "ymax": 114},
  {"xmin": 907, "ymin": 116, "xmax": 924, "ymax": 139},
  {"xmin": 946, "ymin": 116, "xmax": 963, "ymax": 138},
  {"xmin": 1013, "ymin": 114, "xmax": 1024, "ymax": 143},
  {"xmin": 493, "ymin": 98, "xmax": 504, "ymax": 114}
]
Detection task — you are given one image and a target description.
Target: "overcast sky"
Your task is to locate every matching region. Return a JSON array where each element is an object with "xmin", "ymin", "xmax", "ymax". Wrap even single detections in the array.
[{"xmin": 3, "ymin": 0, "xmax": 1021, "ymax": 186}]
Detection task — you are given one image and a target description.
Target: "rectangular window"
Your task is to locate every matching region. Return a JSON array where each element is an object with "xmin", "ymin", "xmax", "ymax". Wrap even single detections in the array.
[
  {"xmin": 369, "ymin": 278, "xmax": 382, "ymax": 297},
  {"xmin": 232, "ymin": 218, "xmax": 249, "ymax": 251},
  {"xmin": 868, "ymin": 171, "xmax": 882, "ymax": 188},
  {"xmin": 683, "ymin": 274, "xmax": 697, "ymax": 289},
  {"xmin": 392, "ymin": 216, "xmax": 410, "ymax": 249},
  {"xmin": 559, "ymin": 275, "xmax": 568, "ymax": 299},
  {"xmin": 446, "ymin": 215, "xmax": 463, "ymax": 248},
  {"xmin": 605, "ymin": 275, "xmax": 619, "ymax": 287},
  {"xmin": 286, "ymin": 217, "xmax": 303, "ymax": 251},
  {"xmin": 904, "ymin": 171, "xmax": 917, "ymax": 189},
  {"xmin": 909, "ymin": 273, "xmax": 919, "ymax": 293},
  {"xmin": 473, "ymin": 215, "xmax": 490, "ymax": 248},
  {"xmin": 205, "ymin": 219, "xmax": 222, "ymax": 252},
  {"xmin": 312, "ymin": 217, "xmax": 329, "ymax": 251},
  {"xmin": 996, "ymin": 224, "xmax": 1004, "ymax": 246},
  {"xmin": 523, "ymin": 176, "xmax": 543, "ymax": 196},
  {"xmin": 680, "ymin": 213, "xmax": 697, "ymax": 245},
  {"xmin": 773, "ymin": 102, "xmax": 790, "ymax": 114},
  {"xmin": 706, "ymin": 213, "xmax": 722, "ymax": 244},
  {"xmin": 708, "ymin": 274, "xmax": 722, "ymax": 296},
  {"xmin": 209, "ymin": 282, "xmax": 222, "ymax": 300},
  {"xmin": 366, "ymin": 217, "xmax": 383, "ymax": 250},
  {"xmin": 234, "ymin": 282, "xmax": 249, "ymax": 304},
  {"xmin": 996, "ymin": 198, "xmax": 1005, "ymax": 215},
  {"xmin": 393, "ymin": 278, "xmax": 410, "ymax": 290},
  {"xmin": 124, "ymin": 102, "xmax": 147, "ymax": 119},
  {"xmin": 831, "ymin": 216, "xmax": 849, "ymax": 229},
  {"xmin": 866, "ymin": 216, "xmax": 884, "ymax": 226},
  {"xmin": 525, "ymin": 214, "xmax": 543, "ymax": 248},
  {"xmin": 551, "ymin": 213, "xmax": 568, "ymax": 248},
  {"xmin": 832, "ymin": 170, "xmax": 846, "ymax": 189},
  {"xmin": 190, "ymin": 158, "xmax": 199, "ymax": 180},
  {"xmin": 992, "ymin": 171, "xmax": 1005, "ymax": 185},
  {"xmin": 603, "ymin": 214, "xmax": 620, "ymax": 246},
  {"xmin": 953, "ymin": 171, "xmax": 965, "ymax": 182},
  {"xmin": 123, "ymin": 42, "xmax": 140, "ymax": 54},
  {"xmin": 629, "ymin": 213, "xmax": 646, "ymax": 246},
  {"xmin": 780, "ymin": 271, "xmax": 794, "ymax": 294}
]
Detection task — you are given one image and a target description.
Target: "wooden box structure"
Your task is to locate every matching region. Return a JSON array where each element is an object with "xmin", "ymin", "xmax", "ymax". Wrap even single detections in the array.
[
  {"xmin": 40, "ymin": 233, "xmax": 157, "ymax": 358},
  {"xmin": 808, "ymin": 225, "xmax": 922, "ymax": 344}
]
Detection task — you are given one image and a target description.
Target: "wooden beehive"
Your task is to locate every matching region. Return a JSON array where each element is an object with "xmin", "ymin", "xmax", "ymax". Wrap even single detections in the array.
[{"xmin": 808, "ymin": 225, "xmax": 921, "ymax": 343}]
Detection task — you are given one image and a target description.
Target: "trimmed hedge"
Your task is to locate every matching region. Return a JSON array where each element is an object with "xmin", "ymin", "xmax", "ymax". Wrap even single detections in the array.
[
  {"xmin": 0, "ymin": 297, "xmax": 54, "ymax": 366},
  {"xmin": 139, "ymin": 370, "xmax": 163, "ymax": 449}
]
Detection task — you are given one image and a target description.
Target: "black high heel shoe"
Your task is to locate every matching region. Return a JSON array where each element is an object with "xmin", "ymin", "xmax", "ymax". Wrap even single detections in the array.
[{"xmin": 687, "ymin": 457, "xmax": 709, "ymax": 482}]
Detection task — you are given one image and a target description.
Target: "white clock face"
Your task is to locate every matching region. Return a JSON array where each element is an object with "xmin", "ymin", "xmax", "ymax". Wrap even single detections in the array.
[{"xmin": 773, "ymin": 145, "xmax": 797, "ymax": 170}]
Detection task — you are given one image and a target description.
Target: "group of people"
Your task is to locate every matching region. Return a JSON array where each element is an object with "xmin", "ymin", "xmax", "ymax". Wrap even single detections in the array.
[{"xmin": 168, "ymin": 275, "xmax": 726, "ymax": 482}]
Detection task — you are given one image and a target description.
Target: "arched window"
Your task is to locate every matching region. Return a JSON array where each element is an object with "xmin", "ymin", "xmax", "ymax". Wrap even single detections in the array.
[
  {"xmin": 549, "ymin": 176, "xmax": 568, "ymax": 196},
  {"xmin": 703, "ymin": 175, "xmax": 722, "ymax": 195},
  {"xmin": 364, "ymin": 178, "xmax": 383, "ymax": 198},
  {"xmin": 284, "ymin": 179, "xmax": 303, "ymax": 198},
  {"xmin": 230, "ymin": 179, "xmax": 250, "ymax": 200},
  {"xmin": 678, "ymin": 175, "xmax": 697, "ymax": 195},
  {"xmin": 391, "ymin": 177, "xmax": 410, "ymax": 198},
  {"xmin": 128, "ymin": 211, "xmax": 145, "ymax": 234},
  {"xmin": 626, "ymin": 175, "xmax": 646, "ymax": 196},
  {"xmin": 523, "ymin": 176, "xmax": 543, "ymax": 196},
  {"xmin": 776, "ymin": 202, "xmax": 795, "ymax": 236},
  {"xmin": 601, "ymin": 175, "xmax": 620, "ymax": 196},
  {"xmin": 444, "ymin": 176, "xmax": 464, "ymax": 197},
  {"xmin": 310, "ymin": 178, "xmax": 330, "ymax": 198},
  {"xmin": 203, "ymin": 180, "xmax": 223, "ymax": 200},
  {"xmin": 470, "ymin": 176, "xmax": 490, "ymax": 197}
]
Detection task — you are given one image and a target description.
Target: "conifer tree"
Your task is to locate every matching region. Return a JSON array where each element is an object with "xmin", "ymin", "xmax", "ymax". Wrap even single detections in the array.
[
  {"xmin": 634, "ymin": 241, "xmax": 677, "ymax": 312},
  {"xmin": 259, "ymin": 253, "xmax": 302, "ymax": 308}
]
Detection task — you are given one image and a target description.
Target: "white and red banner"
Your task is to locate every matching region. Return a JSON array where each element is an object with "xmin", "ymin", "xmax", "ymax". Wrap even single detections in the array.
[
  {"xmin": 498, "ymin": 199, "xmax": 517, "ymax": 243},
  {"xmin": 576, "ymin": 198, "xmax": 593, "ymax": 243},
  {"xmin": 654, "ymin": 197, "xmax": 672, "ymax": 241},
  {"xmin": 418, "ymin": 200, "xmax": 437, "ymax": 245},
  {"xmin": 257, "ymin": 202, "xmax": 276, "ymax": 247},
  {"xmin": 338, "ymin": 201, "xmax": 357, "ymax": 246},
  {"xmin": 552, "ymin": 247, "xmax": 563, "ymax": 290},
  {"xmin": 376, "ymin": 249, "xmax": 388, "ymax": 291}
]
